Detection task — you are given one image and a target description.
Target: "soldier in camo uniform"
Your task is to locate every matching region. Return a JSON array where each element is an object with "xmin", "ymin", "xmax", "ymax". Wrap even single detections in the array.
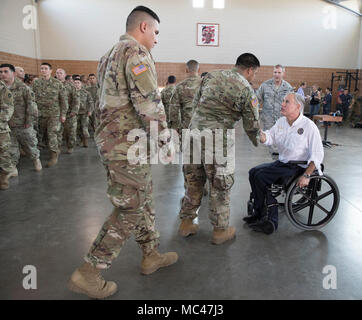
[
  {"xmin": 0, "ymin": 64, "xmax": 42, "ymax": 174},
  {"xmin": 349, "ymin": 89, "xmax": 362, "ymax": 127},
  {"xmin": 0, "ymin": 80, "xmax": 14, "ymax": 190},
  {"xmin": 178, "ymin": 53, "xmax": 260, "ymax": 245},
  {"xmin": 86, "ymin": 73, "xmax": 98, "ymax": 133},
  {"xmin": 68, "ymin": 6, "xmax": 178, "ymax": 300},
  {"xmin": 169, "ymin": 60, "xmax": 202, "ymax": 131},
  {"xmin": 160, "ymin": 75, "xmax": 176, "ymax": 125},
  {"xmin": 74, "ymin": 78, "xmax": 94, "ymax": 148},
  {"xmin": 32, "ymin": 63, "xmax": 68, "ymax": 167},
  {"xmin": 55, "ymin": 68, "xmax": 80, "ymax": 154},
  {"xmin": 256, "ymin": 64, "xmax": 293, "ymax": 157}
]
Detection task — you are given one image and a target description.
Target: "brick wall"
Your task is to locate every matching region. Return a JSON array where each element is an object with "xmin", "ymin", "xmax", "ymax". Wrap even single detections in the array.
[{"xmin": 1, "ymin": 50, "xmax": 361, "ymax": 109}]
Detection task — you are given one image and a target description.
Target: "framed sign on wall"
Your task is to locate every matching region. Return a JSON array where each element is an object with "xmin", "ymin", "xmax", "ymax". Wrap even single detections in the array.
[{"xmin": 196, "ymin": 23, "xmax": 219, "ymax": 47}]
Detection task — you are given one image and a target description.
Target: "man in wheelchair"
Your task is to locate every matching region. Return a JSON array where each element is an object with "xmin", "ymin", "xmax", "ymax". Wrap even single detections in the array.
[{"xmin": 244, "ymin": 92, "xmax": 324, "ymax": 234}]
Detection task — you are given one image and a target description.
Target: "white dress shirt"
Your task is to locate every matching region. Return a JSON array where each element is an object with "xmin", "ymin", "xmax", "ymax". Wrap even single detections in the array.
[{"xmin": 263, "ymin": 113, "xmax": 324, "ymax": 175}]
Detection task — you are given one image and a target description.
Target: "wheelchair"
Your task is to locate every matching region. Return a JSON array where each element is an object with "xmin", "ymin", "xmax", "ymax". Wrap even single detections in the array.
[{"xmin": 247, "ymin": 161, "xmax": 340, "ymax": 231}]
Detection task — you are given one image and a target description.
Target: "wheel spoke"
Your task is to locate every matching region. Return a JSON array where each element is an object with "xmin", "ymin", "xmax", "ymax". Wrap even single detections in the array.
[
  {"xmin": 315, "ymin": 189, "xmax": 333, "ymax": 202},
  {"xmin": 314, "ymin": 202, "xmax": 331, "ymax": 215},
  {"xmin": 292, "ymin": 202, "xmax": 310, "ymax": 213},
  {"xmin": 307, "ymin": 204, "xmax": 315, "ymax": 225}
]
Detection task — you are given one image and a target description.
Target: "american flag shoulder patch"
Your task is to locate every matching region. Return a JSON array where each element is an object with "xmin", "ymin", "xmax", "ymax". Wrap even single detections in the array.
[
  {"xmin": 251, "ymin": 96, "xmax": 258, "ymax": 108},
  {"xmin": 132, "ymin": 64, "xmax": 148, "ymax": 76}
]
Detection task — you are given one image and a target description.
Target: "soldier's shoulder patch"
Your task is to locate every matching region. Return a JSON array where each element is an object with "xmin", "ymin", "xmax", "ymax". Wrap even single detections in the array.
[
  {"xmin": 251, "ymin": 96, "xmax": 258, "ymax": 108},
  {"xmin": 132, "ymin": 64, "xmax": 148, "ymax": 76}
]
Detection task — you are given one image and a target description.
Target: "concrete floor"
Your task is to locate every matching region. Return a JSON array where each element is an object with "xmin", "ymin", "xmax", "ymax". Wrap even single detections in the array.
[{"xmin": 0, "ymin": 123, "xmax": 361, "ymax": 300}]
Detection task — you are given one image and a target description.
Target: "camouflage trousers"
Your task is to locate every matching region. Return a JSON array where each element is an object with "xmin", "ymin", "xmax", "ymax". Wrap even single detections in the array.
[
  {"xmin": 38, "ymin": 116, "xmax": 60, "ymax": 153},
  {"xmin": 179, "ymin": 163, "xmax": 234, "ymax": 229},
  {"xmin": 9, "ymin": 127, "xmax": 40, "ymax": 166},
  {"xmin": 0, "ymin": 132, "xmax": 12, "ymax": 173},
  {"xmin": 349, "ymin": 112, "xmax": 361, "ymax": 127},
  {"xmin": 77, "ymin": 114, "xmax": 90, "ymax": 139},
  {"xmin": 85, "ymin": 160, "xmax": 160, "ymax": 269},
  {"xmin": 88, "ymin": 112, "xmax": 97, "ymax": 135},
  {"xmin": 60, "ymin": 115, "xmax": 78, "ymax": 148}
]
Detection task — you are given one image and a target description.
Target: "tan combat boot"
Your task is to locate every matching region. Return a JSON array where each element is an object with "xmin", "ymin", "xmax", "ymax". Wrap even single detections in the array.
[
  {"xmin": 141, "ymin": 250, "xmax": 178, "ymax": 275},
  {"xmin": 33, "ymin": 159, "xmax": 42, "ymax": 172},
  {"xmin": 0, "ymin": 170, "xmax": 10, "ymax": 190},
  {"xmin": 211, "ymin": 226, "xmax": 236, "ymax": 245},
  {"xmin": 7, "ymin": 167, "xmax": 18, "ymax": 178},
  {"xmin": 68, "ymin": 262, "xmax": 118, "ymax": 299},
  {"xmin": 46, "ymin": 151, "xmax": 58, "ymax": 168},
  {"xmin": 82, "ymin": 136, "xmax": 88, "ymax": 148},
  {"xmin": 178, "ymin": 218, "xmax": 199, "ymax": 237},
  {"xmin": 66, "ymin": 148, "xmax": 73, "ymax": 154}
]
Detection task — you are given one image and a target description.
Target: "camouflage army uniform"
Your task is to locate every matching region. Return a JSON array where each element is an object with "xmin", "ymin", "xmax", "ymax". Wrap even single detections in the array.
[
  {"xmin": 58, "ymin": 81, "xmax": 80, "ymax": 149},
  {"xmin": 32, "ymin": 77, "xmax": 68, "ymax": 153},
  {"xmin": 86, "ymin": 84, "xmax": 98, "ymax": 131},
  {"xmin": 256, "ymin": 79, "xmax": 292, "ymax": 154},
  {"xmin": 169, "ymin": 75, "xmax": 202, "ymax": 130},
  {"xmin": 7, "ymin": 78, "xmax": 40, "ymax": 166},
  {"xmin": 349, "ymin": 93, "xmax": 362, "ymax": 127},
  {"xmin": 179, "ymin": 68, "xmax": 259, "ymax": 229},
  {"xmin": 256, "ymin": 79, "xmax": 292, "ymax": 129},
  {"xmin": 0, "ymin": 80, "xmax": 14, "ymax": 174},
  {"xmin": 77, "ymin": 87, "xmax": 94, "ymax": 140},
  {"xmin": 85, "ymin": 33, "xmax": 167, "ymax": 269},
  {"xmin": 161, "ymin": 85, "xmax": 175, "ymax": 125}
]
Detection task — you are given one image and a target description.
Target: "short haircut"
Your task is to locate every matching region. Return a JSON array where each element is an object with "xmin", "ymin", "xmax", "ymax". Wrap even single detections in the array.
[
  {"xmin": 186, "ymin": 60, "xmax": 199, "ymax": 72},
  {"xmin": 167, "ymin": 75, "xmax": 176, "ymax": 84},
  {"xmin": 326, "ymin": 87, "xmax": 331, "ymax": 91},
  {"xmin": 274, "ymin": 64, "xmax": 285, "ymax": 71},
  {"xmin": 126, "ymin": 6, "xmax": 160, "ymax": 31},
  {"xmin": 73, "ymin": 77, "xmax": 81, "ymax": 82},
  {"xmin": 41, "ymin": 62, "xmax": 52, "ymax": 69},
  {"xmin": 300, "ymin": 82, "xmax": 305, "ymax": 86},
  {"xmin": 235, "ymin": 53, "xmax": 260, "ymax": 70},
  {"xmin": 289, "ymin": 92, "xmax": 305, "ymax": 114},
  {"xmin": 88, "ymin": 73, "xmax": 96, "ymax": 77},
  {"xmin": 72, "ymin": 74, "xmax": 80, "ymax": 80},
  {"xmin": 0, "ymin": 63, "xmax": 15, "ymax": 72}
]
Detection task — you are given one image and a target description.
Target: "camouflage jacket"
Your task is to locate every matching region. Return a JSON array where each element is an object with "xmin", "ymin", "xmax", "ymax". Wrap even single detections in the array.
[
  {"xmin": 161, "ymin": 85, "xmax": 175, "ymax": 123},
  {"xmin": 32, "ymin": 77, "xmax": 68, "ymax": 118},
  {"xmin": 86, "ymin": 85, "xmax": 98, "ymax": 105},
  {"xmin": 62, "ymin": 81, "xmax": 80, "ymax": 115},
  {"xmin": 78, "ymin": 87, "xmax": 94, "ymax": 115},
  {"xmin": 190, "ymin": 68, "xmax": 260, "ymax": 146},
  {"xmin": 169, "ymin": 75, "xmax": 202, "ymax": 130},
  {"xmin": 95, "ymin": 33, "xmax": 167, "ymax": 162},
  {"xmin": 0, "ymin": 80, "xmax": 14, "ymax": 133},
  {"xmin": 7, "ymin": 78, "xmax": 36, "ymax": 128},
  {"xmin": 256, "ymin": 79, "xmax": 293, "ymax": 126}
]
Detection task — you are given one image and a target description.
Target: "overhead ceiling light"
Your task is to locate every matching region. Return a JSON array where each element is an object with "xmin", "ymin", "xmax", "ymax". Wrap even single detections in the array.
[
  {"xmin": 213, "ymin": 0, "xmax": 225, "ymax": 9},
  {"xmin": 193, "ymin": 0, "xmax": 204, "ymax": 8}
]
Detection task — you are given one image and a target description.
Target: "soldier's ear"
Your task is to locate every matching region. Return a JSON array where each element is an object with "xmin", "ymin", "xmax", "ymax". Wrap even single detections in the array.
[{"xmin": 140, "ymin": 21, "xmax": 147, "ymax": 33}]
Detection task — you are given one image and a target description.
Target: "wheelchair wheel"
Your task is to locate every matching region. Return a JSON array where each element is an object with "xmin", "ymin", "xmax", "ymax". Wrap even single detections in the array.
[{"xmin": 285, "ymin": 174, "xmax": 340, "ymax": 230}]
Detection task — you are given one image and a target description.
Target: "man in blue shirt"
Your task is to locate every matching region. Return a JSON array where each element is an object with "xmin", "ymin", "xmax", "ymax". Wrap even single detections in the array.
[{"xmin": 339, "ymin": 88, "xmax": 352, "ymax": 122}]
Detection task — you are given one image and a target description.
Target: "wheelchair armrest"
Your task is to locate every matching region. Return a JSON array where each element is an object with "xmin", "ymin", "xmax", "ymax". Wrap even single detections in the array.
[{"xmin": 288, "ymin": 160, "xmax": 308, "ymax": 165}]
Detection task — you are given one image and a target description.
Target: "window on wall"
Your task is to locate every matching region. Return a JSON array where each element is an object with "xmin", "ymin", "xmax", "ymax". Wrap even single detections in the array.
[
  {"xmin": 213, "ymin": 0, "xmax": 225, "ymax": 9},
  {"xmin": 193, "ymin": 0, "xmax": 204, "ymax": 8}
]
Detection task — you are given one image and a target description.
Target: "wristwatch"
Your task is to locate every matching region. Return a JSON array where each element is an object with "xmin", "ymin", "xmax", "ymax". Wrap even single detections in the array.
[{"xmin": 303, "ymin": 173, "xmax": 311, "ymax": 179}]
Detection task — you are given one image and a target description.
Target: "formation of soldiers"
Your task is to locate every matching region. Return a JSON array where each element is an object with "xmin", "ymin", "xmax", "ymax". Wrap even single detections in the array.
[{"xmin": 0, "ymin": 63, "xmax": 96, "ymax": 190}]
